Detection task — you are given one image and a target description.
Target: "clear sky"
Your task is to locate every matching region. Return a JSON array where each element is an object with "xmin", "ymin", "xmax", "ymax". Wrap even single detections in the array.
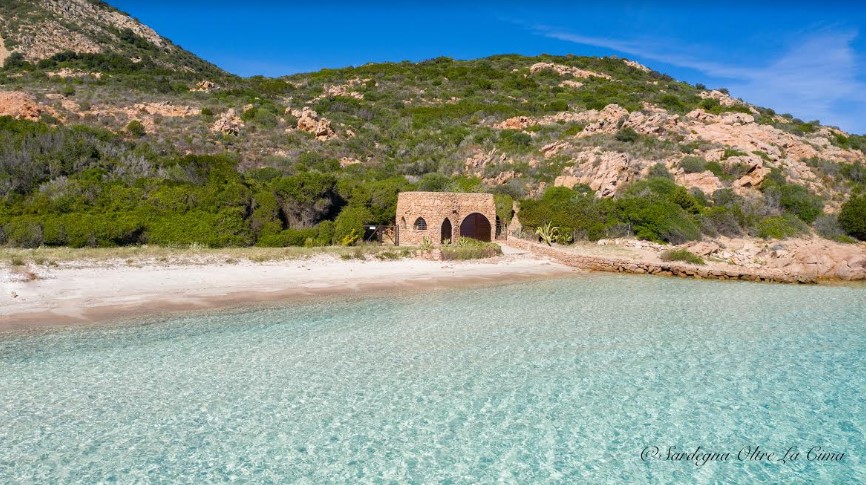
[{"xmin": 108, "ymin": 1, "xmax": 866, "ymax": 134}]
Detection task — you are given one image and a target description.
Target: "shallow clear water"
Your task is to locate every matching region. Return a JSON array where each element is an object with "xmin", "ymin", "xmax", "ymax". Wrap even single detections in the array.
[{"xmin": 1, "ymin": 274, "xmax": 865, "ymax": 483}]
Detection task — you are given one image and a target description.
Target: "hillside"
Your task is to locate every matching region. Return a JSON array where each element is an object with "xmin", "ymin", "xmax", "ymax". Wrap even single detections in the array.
[
  {"xmin": 0, "ymin": 0, "xmax": 223, "ymax": 75},
  {"xmin": 0, "ymin": 1, "xmax": 865, "ymax": 266}
]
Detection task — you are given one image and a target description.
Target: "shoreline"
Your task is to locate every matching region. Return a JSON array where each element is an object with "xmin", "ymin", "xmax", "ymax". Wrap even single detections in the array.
[
  {"xmin": 3, "ymin": 237, "xmax": 864, "ymax": 329},
  {"xmin": 507, "ymin": 237, "xmax": 866, "ymax": 284},
  {"xmin": 1, "ymin": 251, "xmax": 575, "ymax": 329}
]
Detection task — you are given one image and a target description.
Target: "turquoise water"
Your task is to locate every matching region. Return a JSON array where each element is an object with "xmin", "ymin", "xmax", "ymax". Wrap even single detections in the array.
[{"xmin": 1, "ymin": 274, "xmax": 865, "ymax": 483}]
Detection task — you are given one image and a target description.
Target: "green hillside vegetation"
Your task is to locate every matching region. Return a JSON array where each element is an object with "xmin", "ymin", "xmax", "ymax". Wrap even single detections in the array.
[{"xmin": 2, "ymin": 47, "xmax": 866, "ymax": 246}]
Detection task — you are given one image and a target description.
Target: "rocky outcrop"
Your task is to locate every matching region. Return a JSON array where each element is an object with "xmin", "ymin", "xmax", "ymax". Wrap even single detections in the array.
[
  {"xmin": 0, "ymin": 34, "xmax": 9, "ymax": 67},
  {"xmin": 131, "ymin": 102, "xmax": 198, "ymax": 118},
  {"xmin": 676, "ymin": 171, "xmax": 724, "ymax": 195},
  {"xmin": 293, "ymin": 107, "xmax": 336, "ymax": 141},
  {"xmin": 47, "ymin": 68, "xmax": 102, "ymax": 79},
  {"xmin": 211, "ymin": 109, "xmax": 243, "ymax": 136},
  {"xmin": 698, "ymin": 90, "xmax": 741, "ymax": 107},
  {"xmin": 559, "ymin": 80, "xmax": 584, "ymax": 89},
  {"xmin": 554, "ymin": 149, "xmax": 638, "ymax": 197},
  {"xmin": 339, "ymin": 157, "xmax": 361, "ymax": 168},
  {"xmin": 529, "ymin": 62, "xmax": 612, "ymax": 80},
  {"xmin": 508, "ymin": 237, "xmax": 817, "ymax": 284},
  {"xmin": 688, "ymin": 237, "xmax": 866, "ymax": 281},
  {"xmin": 191, "ymin": 80, "xmax": 217, "ymax": 93},
  {"xmin": 316, "ymin": 78, "xmax": 369, "ymax": 100},
  {"xmin": 729, "ymin": 156, "xmax": 772, "ymax": 192},
  {"xmin": 623, "ymin": 59, "xmax": 650, "ymax": 72},
  {"xmin": 0, "ymin": 91, "xmax": 55, "ymax": 121},
  {"xmin": 580, "ymin": 104, "xmax": 630, "ymax": 136}
]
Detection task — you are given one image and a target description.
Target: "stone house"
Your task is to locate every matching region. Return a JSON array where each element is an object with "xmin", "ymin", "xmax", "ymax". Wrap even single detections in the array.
[{"xmin": 395, "ymin": 192, "xmax": 498, "ymax": 246}]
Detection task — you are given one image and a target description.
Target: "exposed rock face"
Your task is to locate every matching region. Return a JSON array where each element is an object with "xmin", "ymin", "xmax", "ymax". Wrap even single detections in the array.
[
  {"xmin": 132, "ymin": 102, "xmax": 198, "ymax": 118},
  {"xmin": 579, "ymin": 104, "xmax": 630, "ymax": 136},
  {"xmin": 339, "ymin": 157, "xmax": 361, "ymax": 168},
  {"xmin": 0, "ymin": 91, "xmax": 54, "ymax": 121},
  {"xmin": 47, "ymin": 68, "xmax": 102, "ymax": 79},
  {"xmin": 676, "ymin": 171, "xmax": 724, "ymax": 195},
  {"xmin": 730, "ymin": 156, "xmax": 772, "ymax": 192},
  {"xmin": 0, "ymin": 34, "xmax": 11, "ymax": 66},
  {"xmin": 498, "ymin": 115, "xmax": 532, "ymax": 130},
  {"xmin": 620, "ymin": 105, "xmax": 680, "ymax": 137},
  {"xmin": 623, "ymin": 59, "xmax": 650, "ymax": 72},
  {"xmin": 559, "ymin": 80, "xmax": 584, "ymax": 89},
  {"xmin": 211, "ymin": 109, "xmax": 243, "ymax": 136},
  {"xmin": 761, "ymin": 239, "xmax": 866, "ymax": 280},
  {"xmin": 699, "ymin": 90, "xmax": 740, "ymax": 107},
  {"xmin": 0, "ymin": 0, "xmax": 218, "ymax": 73},
  {"xmin": 294, "ymin": 107, "xmax": 336, "ymax": 141},
  {"xmin": 690, "ymin": 237, "xmax": 866, "ymax": 281},
  {"xmin": 554, "ymin": 149, "xmax": 637, "ymax": 197},
  {"xmin": 191, "ymin": 80, "xmax": 217, "ymax": 93},
  {"xmin": 529, "ymin": 62, "xmax": 612, "ymax": 80},
  {"xmin": 317, "ymin": 78, "xmax": 369, "ymax": 100}
]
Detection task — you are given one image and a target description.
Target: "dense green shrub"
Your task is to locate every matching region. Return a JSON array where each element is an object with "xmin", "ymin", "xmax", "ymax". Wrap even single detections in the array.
[
  {"xmin": 680, "ymin": 156, "xmax": 706, "ymax": 174},
  {"xmin": 756, "ymin": 214, "xmax": 809, "ymax": 239},
  {"xmin": 615, "ymin": 197, "xmax": 701, "ymax": 244},
  {"xmin": 440, "ymin": 242, "xmax": 502, "ymax": 260},
  {"xmin": 333, "ymin": 205, "xmax": 372, "ymax": 245},
  {"xmin": 615, "ymin": 127, "xmax": 639, "ymax": 142},
  {"xmin": 813, "ymin": 214, "xmax": 857, "ymax": 243},
  {"xmin": 647, "ymin": 163, "xmax": 673, "ymax": 180},
  {"xmin": 126, "ymin": 120, "xmax": 146, "ymax": 137},
  {"xmin": 838, "ymin": 195, "xmax": 866, "ymax": 240},
  {"xmin": 700, "ymin": 206, "xmax": 743, "ymax": 237},
  {"xmin": 660, "ymin": 248, "xmax": 705, "ymax": 265},
  {"xmin": 778, "ymin": 184, "xmax": 823, "ymax": 223}
]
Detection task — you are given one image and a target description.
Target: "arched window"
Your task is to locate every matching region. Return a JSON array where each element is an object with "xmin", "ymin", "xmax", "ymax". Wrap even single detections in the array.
[
  {"xmin": 400, "ymin": 217, "xmax": 407, "ymax": 229},
  {"xmin": 413, "ymin": 217, "xmax": 427, "ymax": 231}
]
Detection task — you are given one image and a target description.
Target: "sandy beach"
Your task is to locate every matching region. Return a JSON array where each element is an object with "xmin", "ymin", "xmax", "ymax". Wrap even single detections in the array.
[{"xmin": 0, "ymin": 247, "xmax": 574, "ymax": 328}]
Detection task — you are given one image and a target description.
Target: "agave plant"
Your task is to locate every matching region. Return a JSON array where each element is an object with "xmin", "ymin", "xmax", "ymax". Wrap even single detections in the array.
[
  {"xmin": 419, "ymin": 236, "xmax": 433, "ymax": 251},
  {"xmin": 535, "ymin": 222, "xmax": 559, "ymax": 246}
]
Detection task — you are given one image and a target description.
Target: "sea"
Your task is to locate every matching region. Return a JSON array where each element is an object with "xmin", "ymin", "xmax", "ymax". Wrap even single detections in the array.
[{"xmin": 1, "ymin": 274, "xmax": 864, "ymax": 483}]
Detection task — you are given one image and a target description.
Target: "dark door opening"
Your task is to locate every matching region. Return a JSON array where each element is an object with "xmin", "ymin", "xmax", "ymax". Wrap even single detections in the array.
[{"xmin": 459, "ymin": 213, "xmax": 492, "ymax": 242}]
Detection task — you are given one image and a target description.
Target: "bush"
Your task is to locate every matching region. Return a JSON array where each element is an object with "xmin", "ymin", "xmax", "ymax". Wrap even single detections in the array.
[
  {"xmin": 440, "ymin": 242, "xmax": 502, "ymax": 260},
  {"xmin": 700, "ymin": 206, "xmax": 743, "ymax": 237},
  {"xmin": 814, "ymin": 214, "xmax": 857, "ymax": 243},
  {"xmin": 615, "ymin": 127, "xmax": 639, "ymax": 142},
  {"xmin": 615, "ymin": 197, "xmax": 701, "ymax": 244},
  {"xmin": 647, "ymin": 163, "xmax": 673, "ymax": 180},
  {"xmin": 838, "ymin": 195, "xmax": 866, "ymax": 240},
  {"xmin": 778, "ymin": 184, "xmax": 823, "ymax": 223},
  {"xmin": 660, "ymin": 249, "xmax": 705, "ymax": 265},
  {"xmin": 126, "ymin": 119, "xmax": 146, "ymax": 137},
  {"xmin": 680, "ymin": 156, "xmax": 706, "ymax": 174},
  {"xmin": 497, "ymin": 130, "xmax": 532, "ymax": 150},
  {"xmin": 756, "ymin": 214, "xmax": 809, "ymax": 239},
  {"xmin": 334, "ymin": 205, "xmax": 372, "ymax": 245}
]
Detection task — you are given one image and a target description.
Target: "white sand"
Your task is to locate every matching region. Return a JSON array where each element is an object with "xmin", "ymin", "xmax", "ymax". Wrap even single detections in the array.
[{"xmin": 0, "ymin": 249, "xmax": 573, "ymax": 327}]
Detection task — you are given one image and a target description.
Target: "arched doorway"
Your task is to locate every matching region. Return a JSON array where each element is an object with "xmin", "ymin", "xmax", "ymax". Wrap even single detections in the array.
[
  {"xmin": 440, "ymin": 218, "xmax": 452, "ymax": 244},
  {"xmin": 459, "ymin": 213, "xmax": 492, "ymax": 242}
]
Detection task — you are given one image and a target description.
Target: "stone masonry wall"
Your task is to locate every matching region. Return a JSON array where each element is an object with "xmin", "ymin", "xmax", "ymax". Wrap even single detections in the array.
[{"xmin": 396, "ymin": 192, "xmax": 497, "ymax": 246}]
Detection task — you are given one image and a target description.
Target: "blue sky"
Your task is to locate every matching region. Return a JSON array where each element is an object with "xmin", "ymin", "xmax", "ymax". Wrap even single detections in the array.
[{"xmin": 109, "ymin": 1, "xmax": 866, "ymax": 134}]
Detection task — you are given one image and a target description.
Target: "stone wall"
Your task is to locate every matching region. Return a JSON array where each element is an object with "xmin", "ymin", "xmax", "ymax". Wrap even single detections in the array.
[{"xmin": 396, "ymin": 192, "xmax": 497, "ymax": 246}]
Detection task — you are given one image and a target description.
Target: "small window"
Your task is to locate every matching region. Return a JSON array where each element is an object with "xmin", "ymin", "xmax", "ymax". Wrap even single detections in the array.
[{"xmin": 413, "ymin": 217, "xmax": 427, "ymax": 231}]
